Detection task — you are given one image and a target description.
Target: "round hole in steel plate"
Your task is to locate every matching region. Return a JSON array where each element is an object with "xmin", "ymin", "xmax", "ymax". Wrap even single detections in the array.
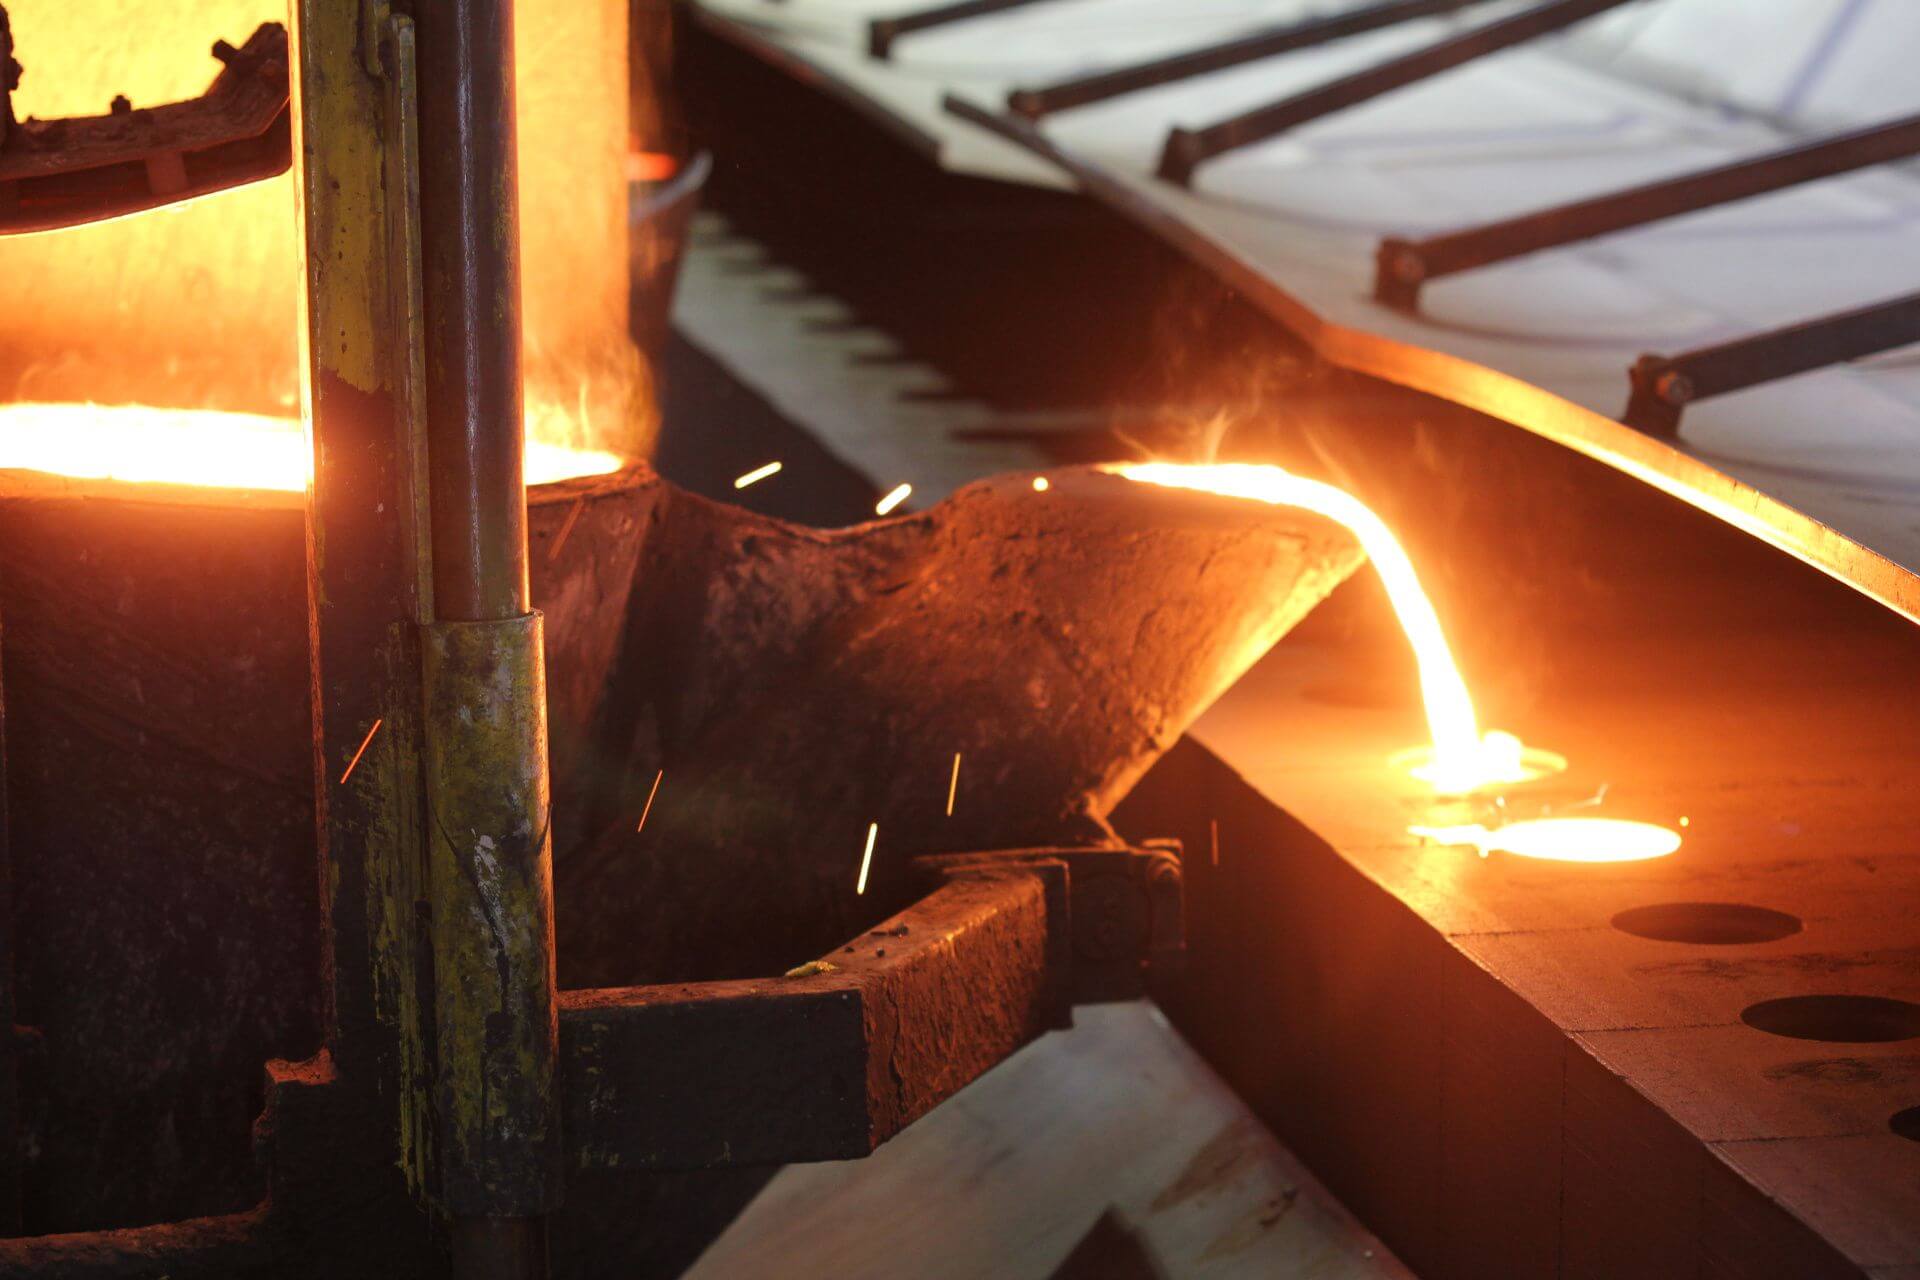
[
  {"xmin": 1611, "ymin": 902, "xmax": 1802, "ymax": 946},
  {"xmin": 1891, "ymin": 1107, "xmax": 1920, "ymax": 1143},
  {"xmin": 1741, "ymin": 996, "xmax": 1920, "ymax": 1044}
]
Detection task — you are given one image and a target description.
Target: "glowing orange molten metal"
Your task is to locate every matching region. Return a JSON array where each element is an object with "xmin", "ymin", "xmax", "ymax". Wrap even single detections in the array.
[
  {"xmin": 1117, "ymin": 461, "xmax": 1534, "ymax": 792},
  {"xmin": 1408, "ymin": 819, "xmax": 1681, "ymax": 863},
  {"xmin": 0, "ymin": 403, "xmax": 624, "ymax": 491},
  {"xmin": 1117, "ymin": 461, "xmax": 1680, "ymax": 864}
]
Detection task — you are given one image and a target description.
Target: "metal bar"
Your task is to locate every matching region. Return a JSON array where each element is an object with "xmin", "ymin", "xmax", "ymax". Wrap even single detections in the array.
[
  {"xmin": 869, "ymin": 0, "xmax": 1063, "ymax": 60},
  {"xmin": 1378, "ymin": 112, "xmax": 1920, "ymax": 310},
  {"xmin": 560, "ymin": 866, "xmax": 1068, "ymax": 1170},
  {"xmin": 1157, "ymin": 0, "xmax": 1638, "ymax": 187},
  {"xmin": 414, "ymin": 4, "xmax": 557, "ymax": 1271},
  {"xmin": 416, "ymin": 0, "xmax": 530, "ymax": 623},
  {"xmin": 1007, "ymin": 0, "xmax": 1496, "ymax": 120},
  {"xmin": 0, "ymin": 606, "xmax": 16, "ymax": 1235},
  {"xmin": 1623, "ymin": 291, "xmax": 1920, "ymax": 437}
]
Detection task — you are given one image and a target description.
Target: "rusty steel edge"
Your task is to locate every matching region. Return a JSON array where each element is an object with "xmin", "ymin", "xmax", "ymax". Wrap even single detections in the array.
[
  {"xmin": 558, "ymin": 844, "xmax": 1185, "ymax": 1172},
  {"xmin": 420, "ymin": 613, "xmax": 562, "ymax": 1216}
]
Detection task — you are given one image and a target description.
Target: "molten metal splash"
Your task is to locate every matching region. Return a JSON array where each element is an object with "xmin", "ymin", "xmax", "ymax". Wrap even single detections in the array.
[
  {"xmin": 0, "ymin": 403, "xmax": 624, "ymax": 490},
  {"xmin": 1116, "ymin": 461, "xmax": 1531, "ymax": 793},
  {"xmin": 1409, "ymin": 819, "xmax": 1682, "ymax": 863},
  {"xmin": 1116, "ymin": 461, "xmax": 1680, "ymax": 865}
]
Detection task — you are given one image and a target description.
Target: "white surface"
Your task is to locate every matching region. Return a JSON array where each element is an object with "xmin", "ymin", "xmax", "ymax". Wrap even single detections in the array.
[{"xmin": 693, "ymin": 0, "xmax": 1920, "ymax": 617}]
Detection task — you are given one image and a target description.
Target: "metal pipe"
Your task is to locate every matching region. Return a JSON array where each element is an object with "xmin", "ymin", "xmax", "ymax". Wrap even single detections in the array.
[
  {"xmin": 415, "ymin": 0, "xmax": 529, "ymax": 623},
  {"xmin": 413, "ymin": 3, "xmax": 554, "ymax": 1274}
]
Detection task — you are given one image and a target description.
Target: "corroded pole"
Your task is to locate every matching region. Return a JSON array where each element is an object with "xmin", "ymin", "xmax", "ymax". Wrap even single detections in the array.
[{"xmin": 413, "ymin": 0, "xmax": 559, "ymax": 1272}]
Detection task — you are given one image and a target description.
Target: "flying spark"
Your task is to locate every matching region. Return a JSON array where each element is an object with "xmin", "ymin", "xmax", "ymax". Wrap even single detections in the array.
[
  {"xmin": 875, "ymin": 483, "xmax": 912, "ymax": 516},
  {"xmin": 946, "ymin": 753, "xmax": 962, "ymax": 816},
  {"xmin": 636, "ymin": 769, "xmax": 664, "ymax": 833},
  {"xmin": 1032, "ymin": 476, "xmax": 1050, "ymax": 492},
  {"xmin": 339, "ymin": 718, "xmax": 384, "ymax": 784},
  {"xmin": 734, "ymin": 460, "xmax": 783, "ymax": 489},
  {"xmin": 546, "ymin": 497, "xmax": 587, "ymax": 563},
  {"xmin": 857, "ymin": 823, "xmax": 879, "ymax": 895}
]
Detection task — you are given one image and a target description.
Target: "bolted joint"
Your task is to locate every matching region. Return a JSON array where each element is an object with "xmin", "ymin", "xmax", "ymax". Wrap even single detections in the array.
[
  {"xmin": 420, "ymin": 613, "xmax": 561, "ymax": 1217},
  {"xmin": 1622, "ymin": 354, "xmax": 1689, "ymax": 438},
  {"xmin": 1373, "ymin": 238, "xmax": 1428, "ymax": 311}
]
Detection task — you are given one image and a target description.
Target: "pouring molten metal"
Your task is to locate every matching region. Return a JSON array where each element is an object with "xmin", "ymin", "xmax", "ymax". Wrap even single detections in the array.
[{"xmin": 1116, "ymin": 461, "xmax": 1679, "ymax": 863}]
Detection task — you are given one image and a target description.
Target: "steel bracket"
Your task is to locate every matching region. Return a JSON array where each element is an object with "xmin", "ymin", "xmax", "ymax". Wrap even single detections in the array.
[{"xmin": 558, "ymin": 843, "xmax": 1185, "ymax": 1172}]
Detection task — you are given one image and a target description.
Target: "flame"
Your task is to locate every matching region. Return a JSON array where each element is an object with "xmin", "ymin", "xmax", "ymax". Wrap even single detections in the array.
[
  {"xmin": 0, "ymin": 403, "xmax": 623, "ymax": 491},
  {"xmin": 1409, "ymin": 819, "xmax": 1681, "ymax": 863},
  {"xmin": 1116, "ymin": 461, "xmax": 1534, "ymax": 793}
]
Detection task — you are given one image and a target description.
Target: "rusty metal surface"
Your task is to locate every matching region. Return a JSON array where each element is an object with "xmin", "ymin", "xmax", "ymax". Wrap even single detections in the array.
[
  {"xmin": 421, "ymin": 615, "xmax": 562, "ymax": 1216},
  {"xmin": 559, "ymin": 465, "xmax": 1360, "ymax": 990},
  {"xmin": 0, "ymin": 22, "xmax": 289, "ymax": 233},
  {"xmin": 562, "ymin": 863, "xmax": 1063, "ymax": 1170},
  {"xmin": 0, "ymin": 470, "xmax": 650, "ymax": 1234}
]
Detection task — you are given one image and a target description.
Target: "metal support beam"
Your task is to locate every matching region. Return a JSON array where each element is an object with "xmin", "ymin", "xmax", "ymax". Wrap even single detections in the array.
[
  {"xmin": 869, "ymin": 0, "xmax": 1062, "ymax": 60},
  {"xmin": 417, "ymin": 0, "xmax": 530, "ymax": 624},
  {"xmin": 1377, "ymin": 112, "xmax": 1920, "ymax": 310},
  {"xmin": 1623, "ymin": 291, "xmax": 1920, "ymax": 437},
  {"xmin": 1007, "ymin": 0, "xmax": 1495, "ymax": 120},
  {"xmin": 1156, "ymin": 0, "xmax": 1638, "ymax": 187},
  {"xmin": 413, "ymin": 1, "xmax": 557, "ymax": 1273},
  {"xmin": 560, "ymin": 847, "xmax": 1182, "ymax": 1172}
]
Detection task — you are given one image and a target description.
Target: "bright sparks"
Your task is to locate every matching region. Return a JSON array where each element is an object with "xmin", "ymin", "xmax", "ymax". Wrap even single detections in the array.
[
  {"xmin": 856, "ymin": 822, "xmax": 879, "ymax": 895},
  {"xmin": 1032, "ymin": 476, "xmax": 1050, "ymax": 492},
  {"xmin": 1410, "ymin": 818, "xmax": 1681, "ymax": 863},
  {"xmin": 875, "ymin": 483, "xmax": 912, "ymax": 516},
  {"xmin": 734, "ymin": 460, "xmax": 783, "ymax": 489},
  {"xmin": 946, "ymin": 752, "xmax": 962, "ymax": 816},
  {"xmin": 0, "ymin": 404, "xmax": 624, "ymax": 491},
  {"xmin": 1116, "ymin": 461, "xmax": 1542, "ymax": 794},
  {"xmin": 636, "ymin": 769, "xmax": 664, "ymax": 834}
]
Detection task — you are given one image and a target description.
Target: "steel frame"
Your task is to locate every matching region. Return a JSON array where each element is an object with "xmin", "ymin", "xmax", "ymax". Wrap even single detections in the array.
[
  {"xmin": 868, "ymin": 0, "xmax": 1064, "ymax": 60},
  {"xmin": 1156, "ymin": 0, "xmax": 1637, "ymax": 188},
  {"xmin": 1623, "ymin": 291, "xmax": 1920, "ymax": 437},
  {"xmin": 1007, "ymin": 0, "xmax": 1496, "ymax": 121},
  {"xmin": 1376, "ymin": 113, "xmax": 1920, "ymax": 311}
]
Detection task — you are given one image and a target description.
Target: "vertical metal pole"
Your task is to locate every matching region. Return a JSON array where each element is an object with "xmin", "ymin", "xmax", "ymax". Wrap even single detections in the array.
[
  {"xmin": 416, "ymin": 0, "xmax": 529, "ymax": 624},
  {"xmin": 413, "ymin": 2, "xmax": 558, "ymax": 1273},
  {"xmin": 0, "ymin": 617, "xmax": 19, "ymax": 1235}
]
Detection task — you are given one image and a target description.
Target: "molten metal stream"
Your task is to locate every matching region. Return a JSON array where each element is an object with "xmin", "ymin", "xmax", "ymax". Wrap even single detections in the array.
[
  {"xmin": 0, "ymin": 403, "xmax": 623, "ymax": 490},
  {"xmin": 1116, "ymin": 461, "xmax": 1679, "ymax": 863},
  {"xmin": 1117, "ymin": 461, "xmax": 1521, "ymax": 792}
]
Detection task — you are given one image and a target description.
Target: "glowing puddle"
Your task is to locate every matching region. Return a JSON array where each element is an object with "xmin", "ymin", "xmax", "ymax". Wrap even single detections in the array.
[
  {"xmin": 0, "ymin": 403, "xmax": 625, "ymax": 491},
  {"xmin": 1115, "ymin": 461, "xmax": 1679, "ymax": 864}
]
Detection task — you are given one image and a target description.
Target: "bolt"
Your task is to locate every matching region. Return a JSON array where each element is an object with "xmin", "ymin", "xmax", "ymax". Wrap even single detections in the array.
[{"xmin": 1655, "ymin": 369, "xmax": 1695, "ymax": 406}]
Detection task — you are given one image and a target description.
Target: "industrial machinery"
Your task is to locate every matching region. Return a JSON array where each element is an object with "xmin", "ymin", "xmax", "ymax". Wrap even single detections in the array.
[{"xmin": 0, "ymin": 2, "xmax": 1396, "ymax": 1274}]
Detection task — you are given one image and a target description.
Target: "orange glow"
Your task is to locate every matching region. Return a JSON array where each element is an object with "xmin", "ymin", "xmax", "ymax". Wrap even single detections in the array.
[
  {"xmin": 626, "ymin": 151, "xmax": 679, "ymax": 182},
  {"xmin": 1032, "ymin": 476, "xmax": 1050, "ymax": 492},
  {"xmin": 0, "ymin": 0, "xmax": 644, "ymax": 458},
  {"xmin": 1116, "ymin": 461, "xmax": 1544, "ymax": 793},
  {"xmin": 1410, "ymin": 818, "xmax": 1681, "ymax": 863},
  {"xmin": 0, "ymin": 403, "xmax": 623, "ymax": 490}
]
